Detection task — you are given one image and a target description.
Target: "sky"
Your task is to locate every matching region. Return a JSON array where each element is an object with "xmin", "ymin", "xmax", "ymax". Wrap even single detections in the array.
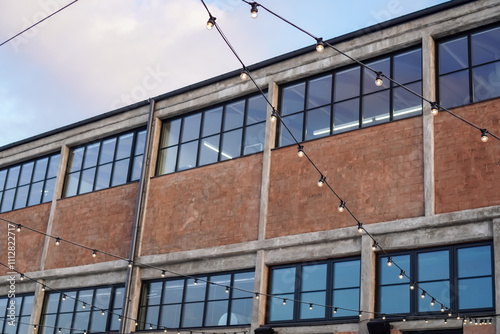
[{"xmin": 0, "ymin": 0, "xmax": 451, "ymax": 148}]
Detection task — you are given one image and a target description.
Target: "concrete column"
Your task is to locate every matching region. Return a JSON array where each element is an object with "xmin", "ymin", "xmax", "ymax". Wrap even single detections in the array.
[
  {"xmin": 421, "ymin": 33, "xmax": 436, "ymax": 216},
  {"xmin": 251, "ymin": 250, "xmax": 268, "ymax": 333},
  {"xmin": 493, "ymin": 218, "xmax": 500, "ymax": 334},
  {"xmin": 359, "ymin": 234, "xmax": 376, "ymax": 334}
]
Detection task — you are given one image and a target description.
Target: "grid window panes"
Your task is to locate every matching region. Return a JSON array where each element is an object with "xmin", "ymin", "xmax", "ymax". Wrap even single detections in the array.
[
  {"xmin": 278, "ymin": 47, "xmax": 422, "ymax": 146},
  {"xmin": 157, "ymin": 93, "xmax": 268, "ymax": 175},
  {"xmin": 0, "ymin": 153, "xmax": 60, "ymax": 213},
  {"xmin": 63, "ymin": 129, "xmax": 146, "ymax": 197},
  {"xmin": 267, "ymin": 258, "xmax": 360, "ymax": 323},
  {"xmin": 377, "ymin": 243, "xmax": 494, "ymax": 316},
  {"xmin": 138, "ymin": 270, "xmax": 254, "ymax": 330},
  {"xmin": 39, "ymin": 285, "xmax": 124, "ymax": 334},
  {"xmin": 0, "ymin": 294, "xmax": 34, "ymax": 334},
  {"xmin": 438, "ymin": 24, "xmax": 500, "ymax": 108}
]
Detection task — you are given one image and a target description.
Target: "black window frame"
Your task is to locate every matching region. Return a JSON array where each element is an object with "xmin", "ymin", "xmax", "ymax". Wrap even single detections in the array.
[
  {"xmin": 62, "ymin": 127, "xmax": 147, "ymax": 198},
  {"xmin": 376, "ymin": 242, "xmax": 495, "ymax": 318},
  {"xmin": 436, "ymin": 23, "xmax": 500, "ymax": 109},
  {"xmin": 276, "ymin": 45, "xmax": 423, "ymax": 147},
  {"xmin": 0, "ymin": 293, "xmax": 35, "ymax": 334},
  {"xmin": 156, "ymin": 91, "xmax": 268, "ymax": 175},
  {"xmin": 137, "ymin": 269, "xmax": 255, "ymax": 330},
  {"xmin": 266, "ymin": 257, "xmax": 361, "ymax": 324}
]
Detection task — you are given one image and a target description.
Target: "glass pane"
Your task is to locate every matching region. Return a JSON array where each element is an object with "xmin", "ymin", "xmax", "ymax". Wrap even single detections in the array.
[
  {"xmin": 177, "ymin": 141, "xmax": 198, "ymax": 171},
  {"xmin": 185, "ymin": 277, "xmax": 207, "ymax": 302},
  {"xmin": 202, "ymin": 107, "xmax": 222, "ymax": 137},
  {"xmin": 41, "ymin": 314, "xmax": 56, "ymax": 334},
  {"xmin": 21, "ymin": 295, "xmax": 34, "ymax": 315},
  {"xmin": 305, "ymin": 106, "xmax": 330, "ymax": 140},
  {"xmin": 335, "ymin": 67, "xmax": 360, "ymax": 101},
  {"xmin": 473, "ymin": 61, "xmax": 500, "ymax": 102},
  {"xmin": 394, "ymin": 48, "xmax": 422, "ymax": 83},
  {"xmin": 440, "ymin": 70, "xmax": 470, "ymax": 108},
  {"xmin": 0, "ymin": 170, "xmax": 7, "ymax": 189},
  {"xmin": 95, "ymin": 163, "xmax": 112, "ymax": 190},
  {"xmin": 393, "ymin": 82, "xmax": 423, "ymax": 120},
  {"xmin": 299, "ymin": 291, "xmax": 326, "ymax": 319},
  {"xmin": 79, "ymin": 167, "xmax": 96, "ymax": 194},
  {"xmin": 145, "ymin": 305, "xmax": 159, "ymax": 330},
  {"xmin": 230, "ymin": 298, "xmax": 253, "ymax": 325},
  {"xmin": 205, "ymin": 300, "xmax": 229, "ymax": 326},
  {"xmin": 247, "ymin": 94, "xmax": 267, "ymax": 125},
  {"xmin": 280, "ymin": 114, "xmax": 303, "ymax": 146},
  {"xmin": 116, "ymin": 133, "xmax": 133, "ymax": 160},
  {"xmin": 208, "ymin": 274, "xmax": 231, "ymax": 300},
  {"xmin": 28, "ymin": 182, "xmax": 43, "ymax": 205},
  {"xmin": 94, "ymin": 288, "xmax": 111, "ymax": 309},
  {"xmin": 364, "ymin": 58, "xmax": 390, "ymax": 94},
  {"xmin": 161, "ymin": 119, "xmax": 181, "ymax": 148},
  {"xmin": 13, "ymin": 185, "xmax": 29, "ymax": 210},
  {"xmin": 47, "ymin": 154, "xmax": 60, "ymax": 179},
  {"xmin": 232, "ymin": 272, "xmax": 254, "ymax": 298},
  {"xmin": 439, "ymin": 36, "xmax": 468, "ymax": 74},
  {"xmin": 472, "ymin": 27, "xmax": 500, "ymax": 66},
  {"xmin": 220, "ymin": 129, "xmax": 242, "ymax": 161},
  {"xmin": 181, "ymin": 113, "xmax": 202, "ymax": 142},
  {"xmin": 268, "ymin": 293, "xmax": 294, "ymax": 322},
  {"xmin": 418, "ymin": 281, "xmax": 450, "ymax": 313},
  {"xmin": 131, "ymin": 156, "xmax": 143, "ymax": 181},
  {"xmin": 59, "ymin": 291, "xmax": 76, "ymax": 312},
  {"xmin": 181, "ymin": 302, "xmax": 204, "ymax": 327},
  {"xmin": 282, "ymin": 82, "xmax": 305, "ymax": 116},
  {"xmin": 90, "ymin": 310, "xmax": 107, "ymax": 332},
  {"xmin": 83, "ymin": 143, "xmax": 100, "ymax": 169},
  {"xmin": 418, "ymin": 250, "xmax": 449, "ymax": 281},
  {"xmin": 146, "ymin": 282, "xmax": 163, "ymax": 305},
  {"xmin": 308, "ymin": 75, "xmax": 332, "ymax": 109},
  {"xmin": 19, "ymin": 162, "xmax": 34, "ymax": 186},
  {"xmin": 163, "ymin": 279, "xmax": 184, "ymax": 304},
  {"xmin": 380, "ymin": 255, "xmax": 410, "ymax": 285},
  {"xmin": 334, "ymin": 259, "xmax": 361, "ymax": 288},
  {"xmin": 160, "ymin": 304, "xmax": 181, "ymax": 328},
  {"xmin": 224, "ymin": 100, "xmax": 245, "ymax": 131},
  {"xmin": 18, "ymin": 316, "xmax": 30, "ymax": 334},
  {"xmin": 199, "ymin": 135, "xmax": 220, "ymax": 166},
  {"xmin": 33, "ymin": 158, "xmax": 48, "ymax": 182},
  {"xmin": 379, "ymin": 285, "xmax": 410, "ymax": 314},
  {"xmin": 113, "ymin": 287, "xmax": 124, "ymax": 308},
  {"xmin": 244, "ymin": 123, "xmax": 265, "ymax": 155},
  {"xmin": 457, "ymin": 245, "xmax": 492, "ymax": 278},
  {"xmin": 458, "ymin": 277, "xmax": 493, "ymax": 309},
  {"xmin": 45, "ymin": 293, "xmax": 61, "ymax": 314},
  {"xmin": 1, "ymin": 189, "xmax": 15, "ymax": 212},
  {"xmin": 73, "ymin": 311, "xmax": 90, "ymax": 332},
  {"xmin": 5, "ymin": 166, "xmax": 20, "ymax": 189},
  {"xmin": 332, "ymin": 288, "xmax": 359, "ymax": 318},
  {"xmin": 78, "ymin": 289, "xmax": 94, "ymax": 305},
  {"xmin": 111, "ymin": 159, "xmax": 130, "ymax": 186},
  {"xmin": 42, "ymin": 178, "xmax": 56, "ymax": 203},
  {"xmin": 99, "ymin": 138, "xmax": 116, "ymax": 165},
  {"xmin": 135, "ymin": 130, "xmax": 147, "ymax": 155},
  {"xmin": 68, "ymin": 148, "xmax": 84, "ymax": 173},
  {"xmin": 270, "ymin": 267, "xmax": 295, "ymax": 294},
  {"xmin": 157, "ymin": 147, "xmax": 178, "ymax": 175},
  {"xmin": 302, "ymin": 264, "xmax": 327, "ymax": 291},
  {"xmin": 362, "ymin": 90, "xmax": 390, "ymax": 126},
  {"xmin": 333, "ymin": 98, "xmax": 360, "ymax": 134}
]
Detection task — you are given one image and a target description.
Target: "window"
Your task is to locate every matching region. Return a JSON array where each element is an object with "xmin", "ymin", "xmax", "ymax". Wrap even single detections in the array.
[
  {"xmin": 278, "ymin": 47, "xmax": 422, "ymax": 146},
  {"xmin": 138, "ymin": 270, "xmax": 254, "ymax": 330},
  {"xmin": 40, "ymin": 285, "xmax": 124, "ymax": 334},
  {"xmin": 63, "ymin": 129, "xmax": 146, "ymax": 197},
  {"xmin": 377, "ymin": 243, "xmax": 494, "ymax": 316},
  {"xmin": 0, "ymin": 294, "xmax": 34, "ymax": 334},
  {"xmin": 438, "ymin": 24, "xmax": 500, "ymax": 108},
  {"xmin": 156, "ymin": 93, "xmax": 268, "ymax": 174},
  {"xmin": 267, "ymin": 258, "xmax": 361, "ymax": 323},
  {"xmin": 0, "ymin": 153, "xmax": 60, "ymax": 213}
]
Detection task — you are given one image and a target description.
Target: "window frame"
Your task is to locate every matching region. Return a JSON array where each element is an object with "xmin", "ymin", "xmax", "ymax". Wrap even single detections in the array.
[{"xmin": 0, "ymin": 293, "xmax": 34, "ymax": 334}]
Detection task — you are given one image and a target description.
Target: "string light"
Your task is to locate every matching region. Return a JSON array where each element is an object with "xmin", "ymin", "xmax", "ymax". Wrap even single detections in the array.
[
  {"xmin": 20, "ymin": 273, "xmax": 24, "ymax": 281},
  {"xmin": 430, "ymin": 102, "xmax": 439, "ymax": 115},
  {"xmin": 164, "ymin": 328, "xmax": 168, "ymax": 333},
  {"xmin": 16, "ymin": 224, "xmax": 21, "ymax": 232},
  {"xmin": 430, "ymin": 298, "xmax": 435, "ymax": 306},
  {"xmin": 282, "ymin": 298, "xmax": 287, "ymax": 305},
  {"xmin": 55, "ymin": 237, "xmax": 61, "ymax": 246},
  {"xmin": 402, "ymin": 317, "xmax": 406, "ymax": 322},
  {"xmin": 92, "ymin": 249, "xmax": 97, "ymax": 257},
  {"xmin": 425, "ymin": 318, "xmax": 428, "ymax": 324},
  {"xmin": 250, "ymin": 2, "xmax": 258, "ymax": 18},
  {"xmin": 58, "ymin": 328, "xmax": 62, "ymax": 333},
  {"xmin": 382, "ymin": 314, "xmax": 386, "ymax": 320},
  {"xmin": 334, "ymin": 307, "xmax": 338, "ymax": 313},
  {"xmin": 118, "ymin": 315, "xmax": 122, "ymax": 321},
  {"xmin": 359, "ymin": 311, "xmax": 362, "ymax": 318},
  {"xmin": 457, "ymin": 313, "xmax": 461, "ymax": 320},
  {"xmin": 317, "ymin": 175, "xmax": 326, "ymax": 187},
  {"xmin": 387, "ymin": 257, "xmax": 392, "ymax": 266},
  {"xmin": 444, "ymin": 318, "xmax": 447, "ymax": 324},
  {"xmin": 270, "ymin": 109, "xmax": 278, "ymax": 122},
  {"xmin": 101, "ymin": 309, "xmax": 105, "ymax": 315},
  {"xmin": 338, "ymin": 200, "xmax": 345, "ymax": 213},
  {"xmin": 41, "ymin": 285, "xmax": 46, "ymax": 291},
  {"xmin": 240, "ymin": 70, "xmax": 248, "ymax": 81},
  {"xmin": 150, "ymin": 324, "xmax": 153, "ymax": 330},
  {"xmin": 254, "ymin": 292, "xmax": 259, "ymax": 299},
  {"xmin": 309, "ymin": 303, "xmax": 313, "ymax": 310},
  {"xmin": 481, "ymin": 129, "xmax": 488, "ymax": 142},
  {"xmin": 315, "ymin": 38, "xmax": 324, "ymax": 52},
  {"xmin": 448, "ymin": 310, "xmax": 452, "ymax": 317},
  {"xmin": 206, "ymin": 16, "xmax": 216, "ymax": 30},
  {"xmin": 128, "ymin": 261, "xmax": 133, "ymax": 268},
  {"xmin": 399, "ymin": 270, "xmax": 404, "ymax": 279},
  {"xmin": 372, "ymin": 242, "xmax": 378, "ymax": 251},
  {"xmin": 421, "ymin": 290, "xmax": 426, "ymax": 299},
  {"xmin": 62, "ymin": 294, "xmax": 66, "ymax": 301},
  {"xmin": 357, "ymin": 222, "xmax": 363, "ymax": 233},
  {"xmin": 225, "ymin": 286, "xmax": 230, "ymax": 293},
  {"xmin": 410, "ymin": 282, "xmax": 415, "ymax": 290},
  {"xmin": 194, "ymin": 279, "xmax": 198, "ymax": 286},
  {"xmin": 440, "ymin": 304, "xmax": 444, "ymax": 312},
  {"xmin": 82, "ymin": 302, "xmax": 86, "ymax": 309},
  {"xmin": 375, "ymin": 72, "xmax": 383, "ymax": 86},
  {"xmin": 297, "ymin": 145, "xmax": 304, "ymax": 157}
]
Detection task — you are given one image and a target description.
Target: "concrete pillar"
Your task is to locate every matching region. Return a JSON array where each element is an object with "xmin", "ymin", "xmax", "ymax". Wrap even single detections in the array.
[
  {"xmin": 493, "ymin": 218, "xmax": 500, "ymax": 334},
  {"xmin": 251, "ymin": 250, "xmax": 268, "ymax": 333},
  {"xmin": 359, "ymin": 234, "xmax": 376, "ymax": 334}
]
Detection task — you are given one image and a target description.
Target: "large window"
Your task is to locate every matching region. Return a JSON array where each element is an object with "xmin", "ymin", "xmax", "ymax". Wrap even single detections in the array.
[
  {"xmin": 63, "ymin": 129, "xmax": 146, "ymax": 197},
  {"xmin": 40, "ymin": 285, "xmax": 124, "ymax": 334},
  {"xmin": 278, "ymin": 47, "xmax": 422, "ymax": 146},
  {"xmin": 0, "ymin": 153, "xmax": 60, "ymax": 213},
  {"xmin": 267, "ymin": 258, "xmax": 361, "ymax": 323},
  {"xmin": 156, "ymin": 93, "xmax": 267, "ymax": 174},
  {"xmin": 438, "ymin": 24, "xmax": 500, "ymax": 108},
  {"xmin": 377, "ymin": 243, "xmax": 494, "ymax": 316},
  {"xmin": 0, "ymin": 294, "xmax": 34, "ymax": 334},
  {"xmin": 138, "ymin": 270, "xmax": 254, "ymax": 330}
]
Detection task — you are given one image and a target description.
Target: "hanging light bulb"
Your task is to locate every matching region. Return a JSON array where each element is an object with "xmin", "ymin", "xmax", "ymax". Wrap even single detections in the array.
[
  {"xmin": 164, "ymin": 328, "xmax": 168, "ymax": 333},
  {"xmin": 20, "ymin": 274, "xmax": 24, "ymax": 281},
  {"xmin": 270, "ymin": 110, "xmax": 278, "ymax": 122},
  {"xmin": 101, "ymin": 309, "xmax": 105, "ymax": 316},
  {"xmin": 463, "ymin": 318, "xmax": 468, "ymax": 324},
  {"xmin": 41, "ymin": 285, "xmax": 46, "ymax": 292},
  {"xmin": 456, "ymin": 313, "xmax": 460, "ymax": 320},
  {"xmin": 334, "ymin": 307, "xmax": 338, "ymax": 313},
  {"xmin": 135, "ymin": 321, "xmax": 138, "ymax": 327},
  {"xmin": 421, "ymin": 290, "xmax": 426, "ymax": 299},
  {"xmin": 480, "ymin": 129, "xmax": 488, "ymax": 142},
  {"xmin": 382, "ymin": 314, "xmax": 386, "ymax": 320},
  {"xmin": 338, "ymin": 200, "xmax": 345, "ymax": 213},
  {"xmin": 225, "ymin": 286, "xmax": 230, "ymax": 293},
  {"xmin": 240, "ymin": 70, "xmax": 249, "ymax": 81},
  {"xmin": 62, "ymin": 294, "xmax": 66, "ymax": 301},
  {"xmin": 372, "ymin": 242, "xmax": 378, "ymax": 251},
  {"xmin": 206, "ymin": 16, "xmax": 216, "ymax": 30},
  {"xmin": 161, "ymin": 270, "xmax": 166, "ymax": 278},
  {"xmin": 402, "ymin": 317, "xmax": 406, "ymax": 322},
  {"xmin": 118, "ymin": 315, "xmax": 122, "ymax": 322},
  {"xmin": 128, "ymin": 261, "xmax": 133, "ymax": 268},
  {"xmin": 430, "ymin": 102, "xmax": 439, "ymax": 115},
  {"xmin": 317, "ymin": 175, "xmax": 326, "ymax": 187},
  {"xmin": 430, "ymin": 298, "xmax": 435, "ymax": 306},
  {"xmin": 150, "ymin": 324, "xmax": 153, "ymax": 330},
  {"xmin": 375, "ymin": 72, "xmax": 383, "ymax": 86},
  {"xmin": 254, "ymin": 292, "xmax": 259, "ymax": 299},
  {"xmin": 399, "ymin": 270, "xmax": 405, "ymax": 279},
  {"xmin": 92, "ymin": 249, "xmax": 97, "ymax": 257},
  {"xmin": 387, "ymin": 257, "xmax": 392, "ymax": 267},
  {"xmin": 16, "ymin": 224, "xmax": 21, "ymax": 232},
  {"xmin": 359, "ymin": 311, "xmax": 362, "ymax": 318},
  {"xmin": 309, "ymin": 303, "xmax": 313, "ymax": 310},
  {"xmin": 448, "ymin": 310, "xmax": 452, "ymax": 317},
  {"xmin": 282, "ymin": 298, "xmax": 287, "ymax": 305},
  {"xmin": 410, "ymin": 282, "xmax": 415, "ymax": 290},
  {"xmin": 444, "ymin": 318, "xmax": 448, "ymax": 324},
  {"xmin": 194, "ymin": 279, "xmax": 198, "ymax": 286},
  {"xmin": 425, "ymin": 319, "xmax": 429, "ymax": 324},
  {"xmin": 315, "ymin": 38, "xmax": 324, "ymax": 53},
  {"xmin": 82, "ymin": 302, "xmax": 86, "ymax": 309},
  {"xmin": 55, "ymin": 237, "xmax": 61, "ymax": 246},
  {"xmin": 357, "ymin": 222, "xmax": 363, "ymax": 233},
  {"xmin": 440, "ymin": 304, "xmax": 445, "ymax": 312},
  {"xmin": 250, "ymin": 2, "xmax": 258, "ymax": 18},
  {"xmin": 58, "ymin": 328, "xmax": 62, "ymax": 333},
  {"xmin": 297, "ymin": 145, "xmax": 304, "ymax": 157}
]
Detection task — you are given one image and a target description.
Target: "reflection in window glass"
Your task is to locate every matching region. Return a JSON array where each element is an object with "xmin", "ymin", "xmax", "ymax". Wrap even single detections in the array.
[
  {"xmin": 280, "ymin": 114, "xmax": 303, "ymax": 146},
  {"xmin": 439, "ymin": 37, "xmax": 468, "ymax": 74},
  {"xmin": 473, "ymin": 62, "xmax": 500, "ymax": 102},
  {"xmin": 335, "ymin": 67, "xmax": 360, "ymax": 101},
  {"xmin": 203, "ymin": 107, "xmax": 223, "ymax": 137},
  {"xmin": 199, "ymin": 135, "xmax": 220, "ymax": 166},
  {"xmin": 0, "ymin": 295, "xmax": 34, "ymax": 334},
  {"xmin": 182, "ymin": 113, "xmax": 202, "ymax": 142},
  {"xmin": 333, "ymin": 98, "xmax": 360, "ymax": 134},
  {"xmin": 439, "ymin": 70, "xmax": 470, "ymax": 108},
  {"xmin": 305, "ymin": 106, "xmax": 330, "ymax": 140},
  {"xmin": 244, "ymin": 123, "xmax": 265, "ymax": 155},
  {"xmin": 221, "ymin": 130, "xmax": 242, "ymax": 161},
  {"xmin": 362, "ymin": 91, "xmax": 390, "ymax": 126},
  {"xmin": 393, "ymin": 82, "xmax": 423, "ymax": 120},
  {"xmin": 307, "ymin": 75, "xmax": 332, "ymax": 109},
  {"xmin": 394, "ymin": 49, "xmax": 422, "ymax": 83},
  {"xmin": 282, "ymin": 82, "xmax": 305, "ymax": 115},
  {"xmin": 471, "ymin": 27, "xmax": 500, "ymax": 66}
]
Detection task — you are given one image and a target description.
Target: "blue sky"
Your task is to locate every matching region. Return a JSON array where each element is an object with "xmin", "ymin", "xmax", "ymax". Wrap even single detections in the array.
[{"xmin": 0, "ymin": 0, "xmax": 450, "ymax": 147}]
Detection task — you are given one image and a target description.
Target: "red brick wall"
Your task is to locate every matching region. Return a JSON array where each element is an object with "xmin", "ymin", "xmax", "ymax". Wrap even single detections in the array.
[
  {"xmin": 464, "ymin": 323, "xmax": 495, "ymax": 334},
  {"xmin": 435, "ymin": 99, "xmax": 500, "ymax": 214},
  {"xmin": 141, "ymin": 154, "xmax": 262, "ymax": 255},
  {"xmin": 0, "ymin": 203, "xmax": 51, "ymax": 275},
  {"xmin": 267, "ymin": 117, "xmax": 424, "ymax": 238},
  {"xmin": 44, "ymin": 183, "xmax": 138, "ymax": 269}
]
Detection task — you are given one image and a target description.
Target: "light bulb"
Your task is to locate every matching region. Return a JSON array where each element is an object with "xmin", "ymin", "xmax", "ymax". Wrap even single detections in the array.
[
  {"xmin": 309, "ymin": 304, "xmax": 313, "ymax": 310},
  {"xmin": 62, "ymin": 294, "xmax": 66, "ymax": 301},
  {"xmin": 206, "ymin": 17, "xmax": 215, "ymax": 30},
  {"xmin": 194, "ymin": 279, "xmax": 198, "ymax": 286},
  {"xmin": 118, "ymin": 316, "xmax": 121, "ymax": 321},
  {"xmin": 441, "ymin": 304, "xmax": 445, "ymax": 312},
  {"xmin": 372, "ymin": 242, "xmax": 378, "ymax": 251},
  {"xmin": 16, "ymin": 224, "xmax": 21, "ymax": 232},
  {"xmin": 250, "ymin": 3, "xmax": 258, "ymax": 18},
  {"xmin": 270, "ymin": 110, "xmax": 277, "ymax": 122},
  {"xmin": 359, "ymin": 311, "xmax": 362, "ymax": 318},
  {"xmin": 430, "ymin": 298, "xmax": 435, "ymax": 306},
  {"xmin": 101, "ymin": 309, "xmax": 105, "ymax": 315},
  {"xmin": 150, "ymin": 324, "xmax": 153, "ymax": 330},
  {"xmin": 282, "ymin": 299, "xmax": 287, "ymax": 305},
  {"xmin": 255, "ymin": 293, "xmax": 259, "ymax": 299},
  {"xmin": 316, "ymin": 38, "xmax": 324, "ymax": 53},
  {"xmin": 297, "ymin": 145, "xmax": 304, "ymax": 157},
  {"xmin": 55, "ymin": 237, "xmax": 60, "ymax": 246},
  {"xmin": 421, "ymin": 290, "xmax": 426, "ymax": 299},
  {"xmin": 403, "ymin": 317, "xmax": 406, "ymax": 322},
  {"xmin": 382, "ymin": 314, "xmax": 386, "ymax": 320},
  {"xmin": 457, "ymin": 314, "xmax": 460, "ymax": 320},
  {"xmin": 357, "ymin": 222, "xmax": 363, "ymax": 233},
  {"xmin": 82, "ymin": 302, "xmax": 86, "ymax": 309},
  {"xmin": 92, "ymin": 249, "xmax": 97, "ymax": 257},
  {"xmin": 128, "ymin": 261, "xmax": 133, "ymax": 268},
  {"xmin": 387, "ymin": 257, "xmax": 392, "ymax": 267},
  {"xmin": 399, "ymin": 270, "xmax": 404, "ymax": 279},
  {"xmin": 410, "ymin": 282, "xmax": 415, "ymax": 290},
  {"xmin": 20, "ymin": 274, "xmax": 24, "ymax": 281},
  {"xmin": 42, "ymin": 285, "xmax": 46, "ymax": 291},
  {"xmin": 161, "ymin": 270, "xmax": 166, "ymax": 278},
  {"xmin": 425, "ymin": 319, "xmax": 428, "ymax": 324},
  {"xmin": 375, "ymin": 72, "xmax": 383, "ymax": 86},
  {"xmin": 334, "ymin": 307, "xmax": 338, "ymax": 313},
  {"xmin": 338, "ymin": 200, "xmax": 345, "ymax": 213},
  {"xmin": 164, "ymin": 329, "xmax": 168, "ymax": 333},
  {"xmin": 444, "ymin": 318, "xmax": 447, "ymax": 324},
  {"xmin": 225, "ymin": 286, "xmax": 229, "ymax": 293},
  {"xmin": 431, "ymin": 102, "xmax": 439, "ymax": 115},
  {"xmin": 317, "ymin": 175, "xmax": 326, "ymax": 187},
  {"xmin": 58, "ymin": 328, "xmax": 62, "ymax": 333},
  {"xmin": 240, "ymin": 70, "xmax": 248, "ymax": 81},
  {"xmin": 481, "ymin": 129, "xmax": 488, "ymax": 142}
]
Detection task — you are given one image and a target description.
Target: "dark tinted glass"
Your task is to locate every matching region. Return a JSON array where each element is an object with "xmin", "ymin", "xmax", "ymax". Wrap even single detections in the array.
[
  {"xmin": 394, "ymin": 49, "xmax": 422, "ymax": 83},
  {"xmin": 458, "ymin": 277, "xmax": 493, "ymax": 309},
  {"xmin": 457, "ymin": 245, "xmax": 491, "ymax": 278},
  {"xmin": 439, "ymin": 37, "xmax": 468, "ymax": 74},
  {"xmin": 334, "ymin": 260, "xmax": 361, "ymax": 288},
  {"xmin": 308, "ymin": 75, "xmax": 332, "ymax": 108},
  {"xmin": 203, "ymin": 107, "xmax": 223, "ymax": 137},
  {"xmin": 282, "ymin": 82, "xmax": 305, "ymax": 115},
  {"xmin": 439, "ymin": 70, "xmax": 470, "ymax": 108},
  {"xmin": 379, "ymin": 285, "xmax": 410, "ymax": 314},
  {"xmin": 302, "ymin": 264, "xmax": 327, "ymax": 291},
  {"xmin": 473, "ymin": 62, "xmax": 500, "ymax": 102},
  {"xmin": 471, "ymin": 27, "xmax": 500, "ymax": 65}
]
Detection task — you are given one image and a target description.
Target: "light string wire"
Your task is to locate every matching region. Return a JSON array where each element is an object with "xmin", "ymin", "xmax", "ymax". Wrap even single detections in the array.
[{"xmin": 0, "ymin": 0, "xmax": 80, "ymax": 48}]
